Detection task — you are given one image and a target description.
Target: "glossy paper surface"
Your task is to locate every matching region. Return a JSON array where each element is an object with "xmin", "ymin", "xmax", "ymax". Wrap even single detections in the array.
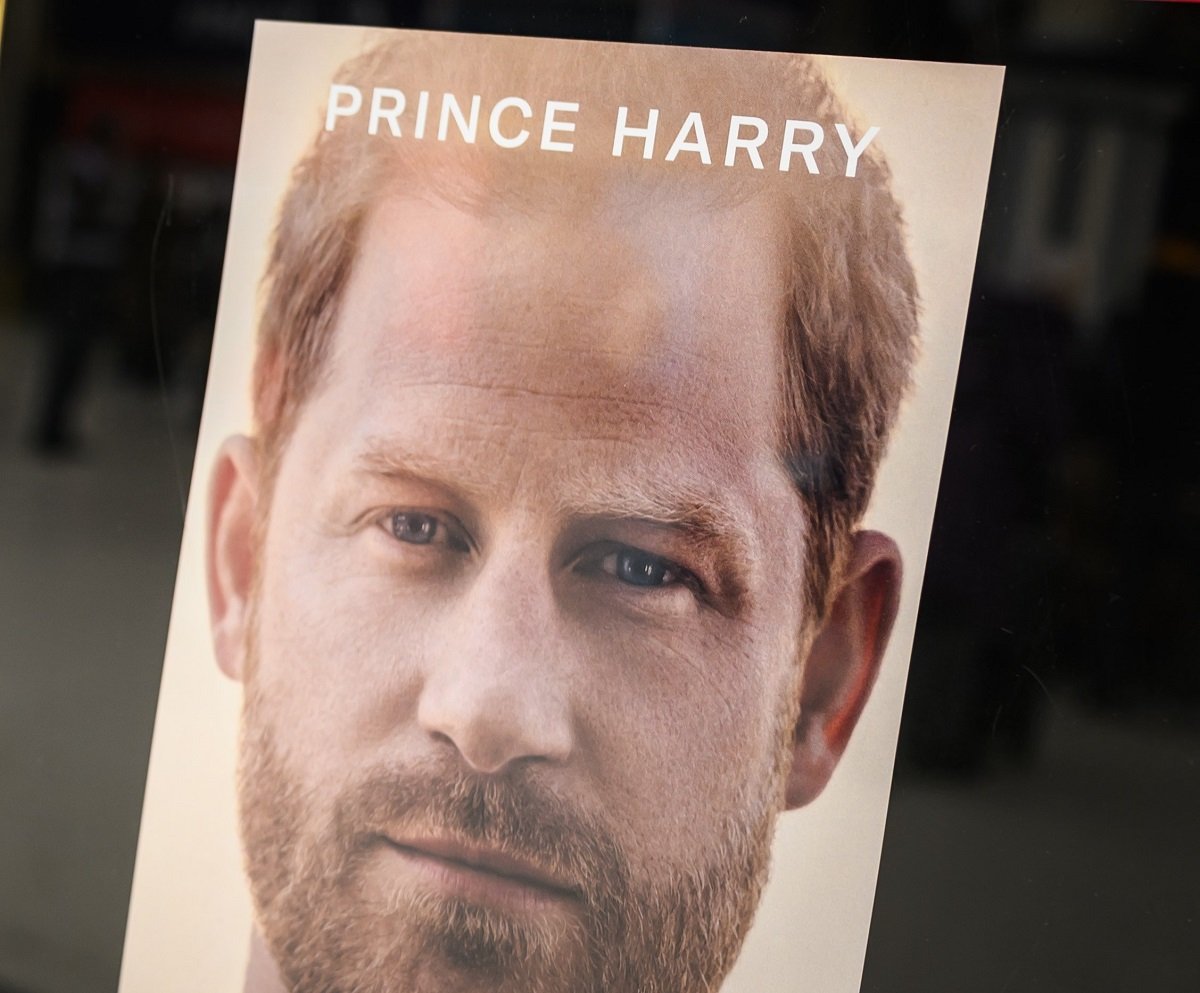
[{"xmin": 118, "ymin": 22, "xmax": 1002, "ymax": 993}]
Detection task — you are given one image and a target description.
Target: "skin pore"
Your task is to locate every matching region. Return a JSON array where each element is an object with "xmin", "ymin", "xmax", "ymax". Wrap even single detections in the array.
[{"xmin": 208, "ymin": 187, "xmax": 900, "ymax": 993}]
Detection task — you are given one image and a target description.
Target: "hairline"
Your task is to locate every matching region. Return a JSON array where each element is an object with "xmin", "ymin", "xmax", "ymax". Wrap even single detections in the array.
[{"xmin": 251, "ymin": 41, "xmax": 919, "ymax": 623}]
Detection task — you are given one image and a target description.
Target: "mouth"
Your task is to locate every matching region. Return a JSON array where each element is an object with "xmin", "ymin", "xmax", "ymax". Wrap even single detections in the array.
[{"xmin": 378, "ymin": 835, "xmax": 582, "ymax": 910}]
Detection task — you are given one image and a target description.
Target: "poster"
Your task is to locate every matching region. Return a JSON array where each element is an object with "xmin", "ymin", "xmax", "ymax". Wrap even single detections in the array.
[{"xmin": 119, "ymin": 22, "xmax": 1003, "ymax": 993}]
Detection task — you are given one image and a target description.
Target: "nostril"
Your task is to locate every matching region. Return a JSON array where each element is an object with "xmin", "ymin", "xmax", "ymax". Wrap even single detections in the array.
[{"xmin": 428, "ymin": 728, "xmax": 454, "ymax": 747}]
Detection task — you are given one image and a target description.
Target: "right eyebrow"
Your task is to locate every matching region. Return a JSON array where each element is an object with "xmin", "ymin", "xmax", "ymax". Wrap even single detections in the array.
[{"xmin": 351, "ymin": 441, "xmax": 493, "ymax": 503}]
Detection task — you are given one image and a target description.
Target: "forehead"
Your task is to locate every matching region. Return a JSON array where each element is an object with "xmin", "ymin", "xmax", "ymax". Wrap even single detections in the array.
[
  {"xmin": 279, "ymin": 187, "xmax": 806, "ymax": 567},
  {"xmin": 330, "ymin": 189, "xmax": 790, "ymax": 452}
]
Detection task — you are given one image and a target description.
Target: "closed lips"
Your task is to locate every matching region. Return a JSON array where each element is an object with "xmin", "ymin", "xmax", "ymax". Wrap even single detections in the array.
[{"xmin": 381, "ymin": 835, "xmax": 581, "ymax": 898}]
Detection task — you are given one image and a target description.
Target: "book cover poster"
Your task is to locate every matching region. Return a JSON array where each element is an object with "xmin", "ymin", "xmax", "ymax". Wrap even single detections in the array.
[{"xmin": 120, "ymin": 22, "xmax": 1002, "ymax": 993}]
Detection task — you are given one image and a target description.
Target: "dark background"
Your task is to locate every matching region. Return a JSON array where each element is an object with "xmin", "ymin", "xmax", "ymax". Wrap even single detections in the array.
[{"xmin": 1, "ymin": 1, "xmax": 1197, "ymax": 991}]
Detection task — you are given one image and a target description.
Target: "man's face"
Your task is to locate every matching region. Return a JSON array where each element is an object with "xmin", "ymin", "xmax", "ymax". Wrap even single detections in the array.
[{"xmin": 237, "ymin": 188, "xmax": 815, "ymax": 993}]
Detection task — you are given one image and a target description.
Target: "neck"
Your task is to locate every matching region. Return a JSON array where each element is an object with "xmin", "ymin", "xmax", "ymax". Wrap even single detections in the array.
[{"xmin": 244, "ymin": 929, "xmax": 289, "ymax": 993}]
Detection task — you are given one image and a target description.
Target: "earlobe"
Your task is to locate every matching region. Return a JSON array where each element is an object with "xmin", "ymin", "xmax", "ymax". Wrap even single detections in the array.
[
  {"xmin": 784, "ymin": 530, "xmax": 902, "ymax": 809},
  {"xmin": 207, "ymin": 435, "xmax": 260, "ymax": 682}
]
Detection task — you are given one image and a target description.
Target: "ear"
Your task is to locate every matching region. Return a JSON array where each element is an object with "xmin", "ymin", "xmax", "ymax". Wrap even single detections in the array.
[
  {"xmin": 207, "ymin": 435, "xmax": 260, "ymax": 682},
  {"xmin": 784, "ymin": 530, "xmax": 902, "ymax": 809}
]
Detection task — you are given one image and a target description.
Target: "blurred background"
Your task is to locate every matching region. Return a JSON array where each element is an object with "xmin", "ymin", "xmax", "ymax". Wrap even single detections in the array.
[{"xmin": 0, "ymin": 1, "xmax": 1197, "ymax": 991}]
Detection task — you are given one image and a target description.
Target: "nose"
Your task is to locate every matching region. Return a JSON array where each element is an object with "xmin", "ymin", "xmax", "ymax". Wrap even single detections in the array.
[{"xmin": 416, "ymin": 549, "xmax": 575, "ymax": 775}]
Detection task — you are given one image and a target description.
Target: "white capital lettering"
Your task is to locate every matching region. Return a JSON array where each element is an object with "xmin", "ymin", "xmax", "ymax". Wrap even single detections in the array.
[
  {"xmin": 612, "ymin": 106, "xmax": 659, "ymax": 159},
  {"xmin": 779, "ymin": 120, "xmax": 825, "ymax": 174},
  {"xmin": 438, "ymin": 94, "xmax": 482, "ymax": 143},
  {"xmin": 724, "ymin": 115, "xmax": 768, "ymax": 169},
  {"xmin": 541, "ymin": 100, "xmax": 579, "ymax": 153},
  {"xmin": 835, "ymin": 123, "xmax": 880, "ymax": 178},
  {"xmin": 414, "ymin": 90, "xmax": 430, "ymax": 139},
  {"xmin": 368, "ymin": 88, "xmax": 405, "ymax": 137},
  {"xmin": 666, "ymin": 112, "xmax": 711, "ymax": 165},
  {"xmin": 489, "ymin": 97, "xmax": 532, "ymax": 148},
  {"xmin": 324, "ymin": 84, "xmax": 362, "ymax": 132}
]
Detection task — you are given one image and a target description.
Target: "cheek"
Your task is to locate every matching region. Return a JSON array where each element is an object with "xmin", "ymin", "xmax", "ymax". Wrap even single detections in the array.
[
  {"xmin": 574, "ymin": 617, "xmax": 790, "ymax": 848},
  {"xmin": 251, "ymin": 528, "xmax": 437, "ymax": 782}
]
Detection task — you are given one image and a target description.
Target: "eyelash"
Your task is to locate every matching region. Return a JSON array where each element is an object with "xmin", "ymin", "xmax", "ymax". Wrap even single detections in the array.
[{"xmin": 374, "ymin": 510, "xmax": 704, "ymax": 596}]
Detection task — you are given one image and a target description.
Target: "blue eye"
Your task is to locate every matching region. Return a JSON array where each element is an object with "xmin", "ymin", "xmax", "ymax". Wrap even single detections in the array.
[
  {"xmin": 602, "ymin": 548, "xmax": 682, "ymax": 588},
  {"xmin": 389, "ymin": 511, "xmax": 439, "ymax": 545},
  {"xmin": 383, "ymin": 510, "xmax": 473, "ymax": 553}
]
